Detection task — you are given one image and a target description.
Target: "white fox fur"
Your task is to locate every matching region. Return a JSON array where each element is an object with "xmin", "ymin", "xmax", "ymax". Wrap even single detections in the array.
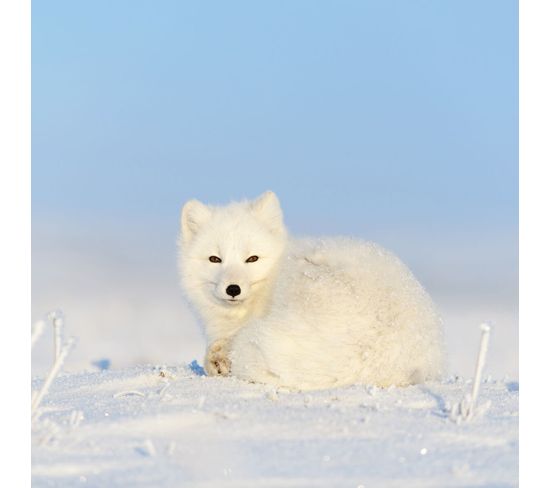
[{"xmin": 178, "ymin": 191, "xmax": 444, "ymax": 390}]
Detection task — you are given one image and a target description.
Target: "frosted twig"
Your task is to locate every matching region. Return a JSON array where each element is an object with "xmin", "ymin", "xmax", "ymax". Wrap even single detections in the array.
[
  {"xmin": 48, "ymin": 310, "xmax": 64, "ymax": 360},
  {"xmin": 471, "ymin": 323, "xmax": 491, "ymax": 406},
  {"xmin": 31, "ymin": 337, "xmax": 76, "ymax": 421},
  {"xmin": 449, "ymin": 323, "xmax": 492, "ymax": 423},
  {"xmin": 31, "ymin": 320, "xmax": 46, "ymax": 349}
]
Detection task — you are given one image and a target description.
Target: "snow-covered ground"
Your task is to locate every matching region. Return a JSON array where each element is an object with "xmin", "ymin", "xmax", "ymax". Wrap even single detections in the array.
[
  {"xmin": 32, "ymin": 364, "xmax": 518, "ymax": 487},
  {"xmin": 31, "ymin": 220, "xmax": 518, "ymax": 486}
]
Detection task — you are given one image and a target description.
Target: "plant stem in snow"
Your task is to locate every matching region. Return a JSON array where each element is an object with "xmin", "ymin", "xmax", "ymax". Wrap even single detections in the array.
[
  {"xmin": 49, "ymin": 310, "xmax": 64, "ymax": 360},
  {"xmin": 31, "ymin": 320, "xmax": 45, "ymax": 349},
  {"xmin": 471, "ymin": 323, "xmax": 491, "ymax": 408},
  {"xmin": 449, "ymin": 323, "xmax": 492, "ymax": 423},
  {"xmin": 31, "ymin": 337, "xmax": 76, "ymax": 421}
]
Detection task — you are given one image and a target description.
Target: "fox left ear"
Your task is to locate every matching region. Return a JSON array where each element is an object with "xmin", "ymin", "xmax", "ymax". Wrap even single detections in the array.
[
  {"xmin": 251, "ymin": 191, "xmax": 285, "ymax": 235},
  {"xmin": 181, "ymin": 199, "xmax": 212, "ymax": 243}
]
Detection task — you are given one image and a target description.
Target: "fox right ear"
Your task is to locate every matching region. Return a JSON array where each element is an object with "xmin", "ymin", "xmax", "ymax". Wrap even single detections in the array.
[
  {"xmin": 181, "ymin": 199, "xmax": 211, "ymax": 243},
  {"xmin": 251, "ymin": 191, "xmax": 285, "ymax": 235}
]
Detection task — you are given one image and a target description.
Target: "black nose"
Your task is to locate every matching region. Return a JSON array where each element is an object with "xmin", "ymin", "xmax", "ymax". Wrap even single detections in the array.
[{"xmin": 226, "ymin": 284, "xmax": 241, "ymax": 297}]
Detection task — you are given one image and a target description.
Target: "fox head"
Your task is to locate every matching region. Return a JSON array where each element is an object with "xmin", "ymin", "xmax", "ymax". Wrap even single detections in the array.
[{"xmin": 179, "ymin": 191, "xmax": 288, "ymax": 318}]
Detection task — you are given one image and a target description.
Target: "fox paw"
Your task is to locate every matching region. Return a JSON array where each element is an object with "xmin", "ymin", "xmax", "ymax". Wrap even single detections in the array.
[{"xmin": 205, "ymin": 341, "xmax": 231, "ymax": 376}]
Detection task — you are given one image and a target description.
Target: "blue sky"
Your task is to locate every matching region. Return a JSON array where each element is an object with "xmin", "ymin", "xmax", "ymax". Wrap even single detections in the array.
[{"xmin": 32, "ymin": 0, "xmax": 517, "ymax": 236}]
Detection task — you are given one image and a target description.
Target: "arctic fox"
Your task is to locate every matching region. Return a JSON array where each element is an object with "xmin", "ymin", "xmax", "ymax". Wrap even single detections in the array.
[{"xmin": 179, "ymin": 191, "xmax": 444, "ymax": 390}]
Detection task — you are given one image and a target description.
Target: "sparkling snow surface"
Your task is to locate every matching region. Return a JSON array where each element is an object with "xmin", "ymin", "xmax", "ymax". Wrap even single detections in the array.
[{"xmin": 32, "ymin": 365, "xmax": 518, "ymax": 488}]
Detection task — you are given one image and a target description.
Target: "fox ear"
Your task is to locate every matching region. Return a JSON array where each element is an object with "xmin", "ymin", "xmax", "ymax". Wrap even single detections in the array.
[
  {"xmin": 251, "ymin": 191, "xmax": 285, "ymax": 235},
  {"xmin": 181, "ymin": 199, "xmax": 212, "ymax": 243}
]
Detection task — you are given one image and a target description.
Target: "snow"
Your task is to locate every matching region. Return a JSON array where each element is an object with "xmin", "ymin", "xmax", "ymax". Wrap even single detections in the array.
[{"xmin": 32, "ymin": 365, "xmax": 518, "ymax": 487}]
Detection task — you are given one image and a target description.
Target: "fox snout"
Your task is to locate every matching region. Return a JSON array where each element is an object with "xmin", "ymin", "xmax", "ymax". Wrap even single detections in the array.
[
  {"xmin": 226, "ymin": 284, "xmax": 241, "ymax": 297},
  {"xmin": 215, "ymin": 278, "xmax": 249, "ymax": 302}
]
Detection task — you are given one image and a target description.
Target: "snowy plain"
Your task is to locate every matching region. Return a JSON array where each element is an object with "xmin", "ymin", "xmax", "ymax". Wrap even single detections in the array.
[
  {"xmin": 32, "ymin": 364, "xmax": 518, "ymax": 487},
  {"xmin": 31, "ymin": 220, "xmax": 518, "ymax": 486}
]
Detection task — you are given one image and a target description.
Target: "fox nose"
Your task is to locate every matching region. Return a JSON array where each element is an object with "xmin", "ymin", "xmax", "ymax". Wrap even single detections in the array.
[{"xmin": 226, "ymin": 284, "xmax": 241, "ymax": 297}]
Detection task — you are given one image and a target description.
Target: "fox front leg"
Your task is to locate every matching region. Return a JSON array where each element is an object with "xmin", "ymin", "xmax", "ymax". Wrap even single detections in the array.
[{"xmin": 204, "ymin": 339, "xmax": 231, "ymax": 376}]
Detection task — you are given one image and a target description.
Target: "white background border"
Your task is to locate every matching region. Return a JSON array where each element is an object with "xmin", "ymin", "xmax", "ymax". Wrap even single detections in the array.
[
  {"xmin": 0, "ymin": 0, "xmax": 30, "ymax": 486},
  {"xmin": 520, "ymin": 0, "xmax": 550, "ymax": 486}
]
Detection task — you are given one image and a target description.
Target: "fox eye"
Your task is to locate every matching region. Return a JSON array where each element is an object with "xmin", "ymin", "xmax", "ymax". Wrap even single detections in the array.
[
  {"xmin": 209, "ymin": 256, "xmax": 222, "ymax": 263},
  {"xmin": 246, "ymin": 255, "xmax": 259, "ymax": 263}
]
